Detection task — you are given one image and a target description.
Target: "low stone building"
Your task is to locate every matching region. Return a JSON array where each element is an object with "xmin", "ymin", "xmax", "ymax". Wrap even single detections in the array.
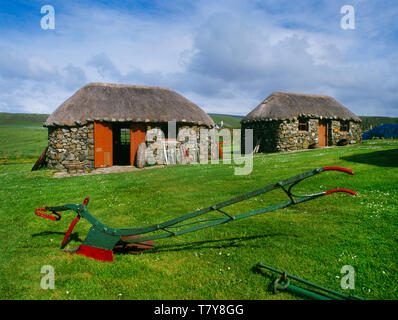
[
  {"xmin": 241, "ymin": 92, "xmax": 362, "ymax": 153},
  {"xmin": 44, "ymin": 83, "xmax": 214, "ymax": 171}
]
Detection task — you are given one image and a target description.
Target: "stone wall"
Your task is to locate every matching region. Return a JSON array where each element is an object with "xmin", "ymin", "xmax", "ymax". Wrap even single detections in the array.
[
  {"xmin": 242, "ymin": 118, "xmax": 362, "ymax": 153},
  {"xmin": 241, "ymin": 120, "xmax": 281, "ymax": 153},
  {"xmin": 47, "ymin": 122, "xmax": 216, "ymax": 171},
  {"xmin": 47, "ymin": 123, "xmax": 94, "ymax": 171},
  {"xmin": 276, "ymin": 118, "xmax": 319, "ymax": 151},
  {"xmin": 144, "ymin": 124, "xmax": 217, "ymax": 165},
  {"xmin": 242, "ymin": 118, "xmax": 319, "ymax": 152},
  {"xmin": 329, "ymin": 120, "xmax": 362, "ymax": 145}
]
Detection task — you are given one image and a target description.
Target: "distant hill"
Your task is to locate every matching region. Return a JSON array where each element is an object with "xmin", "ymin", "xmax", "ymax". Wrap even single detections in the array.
[
  {"xmin": 1, "ymin": 112, "xmax": 397, "ymax": 131},
  {"xmin": 0, "ymin": 112, "xmax": 49, "ymax": 127},
  {"xmin": 359, "ymin": 116, "xmax": 398, "ymax": 131},
  {"xmin": 208, "ymin": 113, "xmax": 243, "ymax": 128},
  {"xmin": 208, "ymin": 113, "xmax": 398, "ymax": 131}
]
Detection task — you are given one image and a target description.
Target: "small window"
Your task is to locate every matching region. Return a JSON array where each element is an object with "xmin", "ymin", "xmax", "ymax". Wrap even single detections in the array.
[
  {"xmin": 340, "ymin": 121, "xmax": 349, "ymax": 132},
  {"xmin": 120, "ymin": 128, "xmax": 130, "ymax": 145},
  {"xmin": 298, "ymin": 118, "xmax": 308, "ymax": 131}
]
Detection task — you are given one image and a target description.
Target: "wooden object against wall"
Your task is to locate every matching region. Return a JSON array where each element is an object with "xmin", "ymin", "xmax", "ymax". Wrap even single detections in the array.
[
  {"xmin": 318, "ymin": 120, "xmax": 328, "ymax": 147},
  {"xmin": 31, "ymin": 146, "xmax": 49, "ymax": 171},
  {"xmin": 130, "ymin": 124, "xmax": 146, "ymax": 166},
  {"xmin": 94, "ymin": 122, "xmax": 113, "ymax": 168}
]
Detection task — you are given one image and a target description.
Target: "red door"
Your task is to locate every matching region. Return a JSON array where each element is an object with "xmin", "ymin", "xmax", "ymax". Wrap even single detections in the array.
[
  {"xmin": 94, "ymin": 122, "xmax": 113, "ymax": 168},
  {"xmin": 130, "ymin": 124, "xmax": 146, "ymax": 166},
  {"xmin": 318, "ymin": 120, "xmax": 328, "ymax": 147}
]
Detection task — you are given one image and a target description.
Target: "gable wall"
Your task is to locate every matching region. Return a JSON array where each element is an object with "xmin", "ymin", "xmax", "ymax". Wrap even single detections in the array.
[{"xmin": 47, "ymin": 123, "xmax": 94, "ymax": 172}]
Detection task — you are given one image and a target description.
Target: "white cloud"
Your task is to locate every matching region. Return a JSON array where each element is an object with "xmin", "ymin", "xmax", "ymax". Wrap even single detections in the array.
[{"xmin": 0, "ymin": 0, "xmax": 396, "ymax": 117}]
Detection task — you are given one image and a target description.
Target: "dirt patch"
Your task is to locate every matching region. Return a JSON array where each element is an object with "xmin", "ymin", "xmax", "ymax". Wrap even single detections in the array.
[{"xmin": 52, "ymin": 164, "xmax": 166, "ymax": 178}]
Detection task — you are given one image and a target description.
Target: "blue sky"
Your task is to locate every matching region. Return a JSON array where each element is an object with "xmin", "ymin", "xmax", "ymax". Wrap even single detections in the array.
[{"xmin": 0, "ymin": 0, "xmax": 397, "ymax": 116}]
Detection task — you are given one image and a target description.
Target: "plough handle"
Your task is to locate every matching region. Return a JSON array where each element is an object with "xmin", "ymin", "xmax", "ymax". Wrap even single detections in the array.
[
  {"xmin": 34, "ymin": 208, "xmax": 61, "ymax": 221},
  {"xmin": 325, "ymin": 188, "xmax": 356, "ymax": 196},
  {"xmin": 323, "ymin": 166, "xmax": 354, "ymax": 175},
  {"xmin": 60, "ymin": 198, "xmax": 88, "ymax": 246},
  {"xmin": 83, "ymin": 197, "xmax": 90, "ymax": 206},
  {"xmin": 62, "ymin": 215, "xmax": 81, "ymax": 246}
]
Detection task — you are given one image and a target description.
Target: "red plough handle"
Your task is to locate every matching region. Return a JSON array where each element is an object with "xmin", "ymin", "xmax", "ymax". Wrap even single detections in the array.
[
  {"xmin": 61, "ymin": 197, "xmax": 89, "ymax": 246},
  {"xmin": 322, "ymin": 167, "xmax": 356, "ymax": 196},
  {"xmin": 325, "ymin": 188, "xmax": 356, "ymax": 196},
  {"xmin": 34, "ymin": 208, "xmax": 61, "ymax": 221},
  {"xmin": 323, "ymin": 166, "xmax": 354, "ymax": 175},
  {"xmin": 62, "ymin": 215, "xmax": 81, "ymax": 246}
]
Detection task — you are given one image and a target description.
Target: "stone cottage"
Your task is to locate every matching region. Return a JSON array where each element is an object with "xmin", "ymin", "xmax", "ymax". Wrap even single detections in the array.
[
  {"xmin": 241, "ymin": 92, "xmax": 362, "ymax": 153},
  {"xmin": 44, "ymin": 83, "xmax": 215, "ymax": 171}
]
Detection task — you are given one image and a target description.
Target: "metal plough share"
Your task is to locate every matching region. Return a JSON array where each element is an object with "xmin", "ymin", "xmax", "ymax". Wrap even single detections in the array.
[{"xmin": 34, "ymin": 166, "xmax": 356, "ymax": 262}]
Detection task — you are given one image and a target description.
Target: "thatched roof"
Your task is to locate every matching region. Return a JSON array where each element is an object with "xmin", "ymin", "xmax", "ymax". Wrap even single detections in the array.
[
  {"xmin": 44, "ymin": 83, "xmax": 214, "ymax": 127},
  {"xmin": 242, "ymin": 92, "xmax": 361, "ymax": 123}
]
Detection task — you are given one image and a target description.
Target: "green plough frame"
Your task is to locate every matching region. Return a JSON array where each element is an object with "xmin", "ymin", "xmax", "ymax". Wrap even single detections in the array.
[{"xmin": 34, "ymin": 166, "xmax": 356, "ymax": 262}]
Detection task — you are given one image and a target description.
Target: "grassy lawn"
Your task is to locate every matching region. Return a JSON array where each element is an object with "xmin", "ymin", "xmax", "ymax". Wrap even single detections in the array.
[{"xmin": 0, "ymin": 118, "xmax": 396, "ymax": 299}]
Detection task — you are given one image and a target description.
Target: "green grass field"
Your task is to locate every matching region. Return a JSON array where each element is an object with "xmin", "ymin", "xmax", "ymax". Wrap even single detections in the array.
[
  {"xmin": 0, "ymin": 112, "xmax": 48, "ymax": 127},
  {"xmin": 0, "ymin": 113, "xmax": 48, "ymax": 163},
  {"xmin": 0, "ymin": 113, "xmax": 397, "ymax": 300}
]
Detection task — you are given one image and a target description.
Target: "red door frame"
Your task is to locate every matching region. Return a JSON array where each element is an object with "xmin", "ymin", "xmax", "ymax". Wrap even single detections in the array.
[
  {"xmin": 130, "ymin": 124, "xmax": 146, "ymax": 166},
  {"xmin": 318, "ymin": 120, "xmax": 328, "ymax": 147},
  {"xmin": 94, "ymin": 122, "xmax": 113, "ymax": 168}
]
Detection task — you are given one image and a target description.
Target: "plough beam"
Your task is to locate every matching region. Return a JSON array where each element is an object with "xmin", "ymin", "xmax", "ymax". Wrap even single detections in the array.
[{"xmin": 34, "ymin": 166, "xmax": 356, "ymax": 262}]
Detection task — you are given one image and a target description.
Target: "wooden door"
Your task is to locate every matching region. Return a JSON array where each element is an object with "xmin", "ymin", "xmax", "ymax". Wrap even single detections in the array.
[
  {"xmin": 94, "ymin": 122, "xmax": 113, "ymax": 168},
  {"xmin": 130, "ymin": 124, "xmax": 146, "ymax": 166},
  {"xmin": 318, "ymin": 120, "xmax": 328, "ymax": 147}
]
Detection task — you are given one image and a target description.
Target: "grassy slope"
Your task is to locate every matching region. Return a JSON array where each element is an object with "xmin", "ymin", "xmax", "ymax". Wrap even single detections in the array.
[
  {"xmin": 208, "ymin": 114, "xmax": 243, "ymax": 128},
  {"xmin": 359, "ymin": 116, "xmax": 398, "ymax": 131},
  {"xmin": 0, "ymin": 112, "xmax": 49, "ymax": 127},
  {"xmin": 0, "ymin": 113, "xmax": 48, "ymax": 162}
]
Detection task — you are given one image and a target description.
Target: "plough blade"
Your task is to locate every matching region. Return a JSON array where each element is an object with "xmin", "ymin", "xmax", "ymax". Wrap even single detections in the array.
[{"xmin": 76, "ymin": 244, "xmax": 114, "ymax": 262}]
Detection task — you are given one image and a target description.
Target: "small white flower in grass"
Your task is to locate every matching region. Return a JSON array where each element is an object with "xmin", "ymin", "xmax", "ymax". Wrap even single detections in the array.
[
  {"xmin": 219, "ymin": 252, "xmax": 222, "ymax": 255},
  {"xmin": 336, "ymin": 276, "xmax": 340, "ymax": 279},
  {"xmin": 118, "ymin": 293, "xmax": 122, "ymax": 297},
  {"xmin": 66, "ymin": 291, "xmax": 70, "ymax": 294},
  {"xmin": 228, "ymin": 267, "xmax": 231, "ymax": 270}
]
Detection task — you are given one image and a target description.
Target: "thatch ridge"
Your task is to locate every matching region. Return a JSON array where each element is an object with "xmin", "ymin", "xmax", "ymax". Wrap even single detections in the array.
[
  {"xmin": 45, "ymin": 83, "xmax": 214, "ymax": 127},
  {"xmin": 242, "ymin": 91, "xmax": 361, "ymax": 123}
]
